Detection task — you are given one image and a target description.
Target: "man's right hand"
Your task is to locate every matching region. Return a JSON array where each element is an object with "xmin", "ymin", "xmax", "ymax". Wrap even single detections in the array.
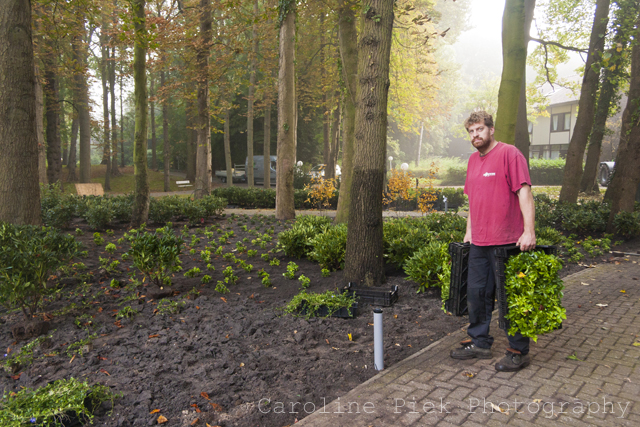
[{"xmin": 463, "ymin": 233, "xmax": 472, "ymax": 244}]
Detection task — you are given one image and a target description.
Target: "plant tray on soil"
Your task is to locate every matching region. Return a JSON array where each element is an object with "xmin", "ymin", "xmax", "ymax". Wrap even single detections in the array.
[
  {"xmin": 300, "ymin": 301, "xmax": 358, "ymax": 318},
  {"xmin": 445, "ymin": 242, "xmax": 470, "ymax": 316},
  {"xmin": 493, "ymin": 245, "xmax": 560, "ymax": 331},
  {"xmin": 344, "ymin": 282, "xmax": 399, "ymax": 307}
]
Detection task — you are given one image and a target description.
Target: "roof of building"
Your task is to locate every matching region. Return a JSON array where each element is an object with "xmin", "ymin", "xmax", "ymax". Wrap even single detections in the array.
[{"xmin": 545, "ymin": 86, "xmax": 580, "ymax": 105}]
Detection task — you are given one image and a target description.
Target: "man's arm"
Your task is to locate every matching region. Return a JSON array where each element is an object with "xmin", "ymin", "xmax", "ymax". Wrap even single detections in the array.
[
  {"xmin": 516, "ymin": 184, "xmax": 536, "ymax": 251},
  {"xmin": 464, "ymin": 210, "xmax": 472, "ymax": 244}
]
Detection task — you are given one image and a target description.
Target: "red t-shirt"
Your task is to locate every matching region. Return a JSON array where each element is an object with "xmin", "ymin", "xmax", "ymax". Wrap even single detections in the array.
[{"xmin": 464, "ymin": 142, "xmax": 531, "ymax": 246}]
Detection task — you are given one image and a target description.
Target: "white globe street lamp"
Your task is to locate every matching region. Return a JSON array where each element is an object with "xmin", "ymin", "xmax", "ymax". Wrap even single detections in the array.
[
  {"xmin": 388, "ymin": 156, "xmax": 393, "ymax": 170},
  {"xmin": 401, "ymin": 162, "xmax": 409, "ymax": 171}
]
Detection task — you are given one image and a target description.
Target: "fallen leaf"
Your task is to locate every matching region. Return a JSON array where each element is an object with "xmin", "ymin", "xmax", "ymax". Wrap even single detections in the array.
[
  {"xmin": 581, "ymin": 282, "xmax": 590, "ymax": 286},
  {"xmin": 620, "ymin": 290, "xmax": 626, "ymax": 293},
  {"xmin": 239, "ymin": 362, "xmax": 245, "ymax": 367},
  {"xmin": 191, "ymin": 404, "xmax": 202, "ymax": 413},
  {"xmin": 533, "ymin": 399, "xmax": 542, "ymax": 403},
  {"xmin": 220, "ymin": 297, "xmax": 227, "ymax": 303},
  {"xmin": 196, "ymin": 306, "xmax": 200, "ymax": 310},
  {"xmin": 209, "ymin": 402, "xmax": 223, "ymax": 412},
  {"xmin": 157, "ymin": 415, "xmax": 168, "ymax": 424},
  {"xmin": 69, "ymin": 355, "xmax": 76, "ymax": 364},
  {"xmin": 463, "ymin": 371, "xmax": 476, "ymax": 378},
  {"xmin": 150, "ymin": 409, "xmax": 160, "ymax": 414},
  {"xmin": 567, "ymin": 353, "xmax": 583, "ymax": 361},
  {"xmin": 98, "ymin": 307, "xmax": 103, "ymax": 312},
  {"xmin": 200, "ymin": 392, "xmax": 210, "ymax": 400},
  {"xmin": 10, "ymin": 373, "xmax": 22, "ymax": 380},
  {"xmin": 393, "ymin": 314, "xmax": 398, "ymax": 319},
  {"xmin": 490, "ymin": 402, "xmax": 507, "ymax": 413},
  {"xmin": 632, "ymin": 342, "xmax": 640, "ymax": 347},
  {"xmin": 325, "ymin": 339, "xmax": 330, "ymax": 344},
  {"xmin": 190, "ymin": 418, "xmax": 200, "ymax": 426},
  {"xmin": 98, "ymin": 356, "xmax": 108, "ymax": 360},
  {"xmin": 596, "ymin": 304, "xmax": 608, "ymax": 307},
  {"xmin": 100, "ymin": 368, "xmax": 110, "ymax": 376},
  {"xmin": 348, "ymin": 333, "xmax": 352, "ymax": 341},
  {"xmin": 149, "ymin": 334, "xmax": 160, "ymax": 338},
  {"xmin": 114, "ymin": 320, "xmax": 123, "ymax": 328}
]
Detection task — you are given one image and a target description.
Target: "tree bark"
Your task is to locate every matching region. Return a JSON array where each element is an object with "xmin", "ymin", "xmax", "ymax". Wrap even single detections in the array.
[
  {"xmin": 110, "ymin": 46, "xmax": 120, "ymax": 176},
  {"xmin": 0, "ymin": 0, "xmax": 41, "ymax": 224},
  {"xmin": 131, "ymin": 0, "xmax": 149, "ymax": 227},
  {"xmin": 194, "ymin": 0, "xmax": 212, "ymax": 199},
  {"xmin": 72, "ymin": 33, "xmax": 91, "ymax": 183},
  {"xmin": 335, "ymin": 0, "xmax": 358, "ymax": 224},
  {"xmin": 321, "ymin": 13, "xmax": 329, "ymax": 167},
  {"xmin": 120, "ymin": 70, "xmax": 125, "ymax": 167},
  {"xmin": 514, "ymin": 0, "xmax": 535, "ymax": 161},
  {"xmin": 246, "ymin": 0, "xmax": 258, "ymax": 188},
  {"xmin": 581, "ymin": 4, "xmax": 634, "ymax": 194},
  {"xmin": 35, "ymin": 65, "xmax": 47, "ymax": 185},
  {"xmin": 101, "ymin": 35, "xmax": 112, "ymax": 191},
  {"xmin": 149, "ymin": 72, "xmax": 157, "ymax": 171},
  {"xmin": 263, "ymin": 100, "xmax": 271, "ymax": 188},
  {"xmin": 61, "ymin": 104, "xmax": 68, "ymax": 167},
  {"xmin": 161, "ymin": 68, "xmax": 170, "ymax": 192},
  {"xmin": 559, "ymin": 0, "xmax": 610, "ymax": 203},
  {"xmin": 224, "ymin": 109, "xmax": 232, "ymax": 187},
  {"xmin": 326, "ymin": 93, "xmax": 341, "ymax": 181},
  {"xmin": 185, "ymin": 82, "xmax": 196, "ymax": 182},
  {"xmin": 276, "ymin": 5, "xmax": 297, "ymax": 220},
  {"xmin": 495, "ymin": 0, "xmax": 526, "ymax": 145},
  {"xmin": 344, "ymin": 0, "xmax": 394, "ymax": 286},
  {"xmin": 44, "ymin": 48, "xmax": 62, "ymax": 186},
  {"xmin": 68, "ymin": 116, "xmax": 78, "ymax": 182}
]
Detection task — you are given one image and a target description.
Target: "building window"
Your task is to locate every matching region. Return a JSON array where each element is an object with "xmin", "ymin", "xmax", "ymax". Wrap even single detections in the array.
[
  {"xmin": 527, "ymin": 121, "xmax": 533, "ymax": 134},
  {"xmin": 550, "ymin": 113, "xmax": 571, "ymax": 132}
]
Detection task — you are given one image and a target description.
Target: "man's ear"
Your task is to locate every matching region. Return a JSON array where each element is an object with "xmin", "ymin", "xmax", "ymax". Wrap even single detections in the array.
[{"xmin": 489, "ymin": 127, "xmax": 495, "ymax": 136}]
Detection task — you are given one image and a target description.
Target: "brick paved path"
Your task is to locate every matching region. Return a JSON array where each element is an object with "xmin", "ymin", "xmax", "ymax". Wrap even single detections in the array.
[{"xmin": 296, "ymin": 258, "xmax": 640, "ymax": 426}]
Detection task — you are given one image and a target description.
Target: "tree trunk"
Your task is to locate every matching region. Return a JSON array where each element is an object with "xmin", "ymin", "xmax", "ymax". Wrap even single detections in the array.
[
  {"xmin": 263, "ymin": 100, "xmax": 271, "ymax": 188},
  {"xmin": 246, "ymin": 0, "xmax": 258, "ymax": 188},
  {"xmin": 61, "ymin": 105, "xmax": 68, "ymax": 167},
  {"xmin": 101, "ymin": 37, "xmax": 111, "ymax": 191},
  {"xmin": 321, "ymin": 13, "xmax": 329, "ymax": 167},
  {"xmin": 494, "ymin": 0, "xmax": 526, "ymax": 145},
  {"xmin": 335, "ymin": 0, "xmax": 358, "ymax": 224},
  {"xmin": 514, "ymin": 0, "xmax": 535, "ymax": 161},
  {"xmin": 195, "ymin": 0, "xmax": 212, "ymax": 199},
  {"xmin": 344, "ymin": 0, "xmax": 394, "ymax": 286},
  {"xmin": 35, "ymin": 65, "xmax": 47, "ymax": 185},
  {"xmin": 131, "ymin": 0, "xmax": 149, "ymax": 227},
  {"xmin": 68, "ymin": 116, "xmax": 78, "ymax": 182},
  {"xmin": 326, "ymin": 93, "xmax": 341, "ymax": 181},
  {"xmin": 0, "ymin": 0, "xmax": 41, "ymax": 225},
  {"xmin": 149, "ymin": 72, "xmax": 157, "ymax": 171},
  {"xmin": 605, "ymin": 17, "xmax": 640, "ymax": 231},
  {"xmin": 185, "ymin": 89, "xmax": 196, "ymax": 182},
  {"xmin": 44, "ymin": 49, "xmax": 62, "ymax": 186},
  {"xmin": 559, "ymin": 0, "xmax": 610, "ymax": 203},
  {"xmin": 224, "ymin": 109, "xmax": 232, "ymax": 187},
  {"xmin": 161, "ymin": 69, "xmax": 170, "ymax": 192},
  {"xmin": 110, "ymin": 46, "xmax": 120, "ymax": 176},
  {"xmin": 72, "ymin": 33, "xmax": 91, "ymax": 183},
  {"xmin": 581, "ymin": 4, "xmax": 634, "ymax": 194},
  {"xmin": 120, "ymin": 70, "xmax": 125, "ymax": 167},
  {"xmin": 276, "ymin": 5, "xmax": 296, "ymax": 220}
]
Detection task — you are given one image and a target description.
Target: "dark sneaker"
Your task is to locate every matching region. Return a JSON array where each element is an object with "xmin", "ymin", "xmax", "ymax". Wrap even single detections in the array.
[
  {"xmin": 450, "ymin": 342, "xmax": 492, "ymax": 360},
  {"xmin": 495, "ymin": 350, "xmax": 530, "ymax": 372}
]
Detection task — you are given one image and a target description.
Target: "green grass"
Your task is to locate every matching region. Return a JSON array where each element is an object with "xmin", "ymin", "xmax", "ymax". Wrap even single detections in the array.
[{"xmin": 60, "ymin": 165, "xmax": 186, "ymax": 195}]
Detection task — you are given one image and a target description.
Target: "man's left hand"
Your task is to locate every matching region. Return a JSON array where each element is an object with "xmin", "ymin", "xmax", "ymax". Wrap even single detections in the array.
[{"xmin": 517, "ymin": 231, "xmax": 536, "ymax": 251}]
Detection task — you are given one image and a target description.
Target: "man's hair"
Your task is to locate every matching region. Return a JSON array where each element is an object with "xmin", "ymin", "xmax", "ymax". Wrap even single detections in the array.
[{"xmin": 464, "ymin": 111, "xmax": 494, "ymax": 130}]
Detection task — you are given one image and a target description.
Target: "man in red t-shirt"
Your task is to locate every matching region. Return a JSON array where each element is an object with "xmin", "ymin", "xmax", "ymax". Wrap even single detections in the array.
[{"xmin": 450, "ymin": 111, "xmax": 536, "ymax": 372}]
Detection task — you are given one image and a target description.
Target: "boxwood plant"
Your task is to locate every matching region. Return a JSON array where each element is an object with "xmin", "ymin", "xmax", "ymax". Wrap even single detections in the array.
[{"xmin": 503, "ymin": 251, "xmax": 566, "ymax": 342}]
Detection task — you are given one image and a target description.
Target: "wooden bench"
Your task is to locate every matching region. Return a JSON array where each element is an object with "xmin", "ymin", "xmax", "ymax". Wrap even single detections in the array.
[
  {"xmin": 176, "ymin": 180, "xmax": 193, "ymax": 188},
  {"xmin": 75, "ymin": 183, "xmax": 104, "ymax": 196}
]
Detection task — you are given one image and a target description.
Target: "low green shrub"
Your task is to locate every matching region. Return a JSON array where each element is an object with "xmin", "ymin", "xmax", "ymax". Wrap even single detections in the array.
[
  {"xmin": 0, "ymin": 223, "xmax": 80, "ymax": 319},
  {"xmin": 613, "ymin": 211, "xmax": 640, "ymax": 238},
  {"xmin": 123, "ymin": 225, "xmax": 183, "ymax": 287},
  {"xmin": 149, "ymin": 196, "xmax": 185, "ymax": 224},
  {"xmin": 403, "ymin": 241, "xmax": 450, "ymax": 293},
  {"xmin": 309, "ymin": 223, "xmax": 348, "ymax": 271},
  {"xmin": 40, "ymin": 184, "xmax": 76, "ymax": 229},
  {"xmin": 276, "ymin": 215, "xmax": 333, "ymax": 258},
  {"xmin": 383, "ymin": 217, "xmax": 435, "ymax": 268},
  {"xmin": 83, "ymin": 197, "xmax": 115, "ymax": 230}
]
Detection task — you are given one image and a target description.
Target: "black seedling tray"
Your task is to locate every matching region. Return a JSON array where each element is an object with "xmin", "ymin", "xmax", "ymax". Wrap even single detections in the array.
[
  {"xmin": 344, "ymin": 282, "xmax": 399, "ymax": 307},
  {"xmin": 494, "ymin": 245, "xmax": 558, "ymax": 331},
  {"xmin": 445, "ymin": 242, "xmax": 470, "ymax": 316}
]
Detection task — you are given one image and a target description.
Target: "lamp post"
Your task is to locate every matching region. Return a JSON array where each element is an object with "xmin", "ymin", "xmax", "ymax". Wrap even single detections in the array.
[{"xmin": 388, "ymin": 156, "xmax": 393, "ymax": 170}]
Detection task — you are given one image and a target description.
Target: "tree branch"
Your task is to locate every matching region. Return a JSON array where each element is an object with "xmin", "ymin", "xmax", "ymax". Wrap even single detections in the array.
[{"xmin": 530, "ymin": 38, "xmax": 588, "ymax": 54}]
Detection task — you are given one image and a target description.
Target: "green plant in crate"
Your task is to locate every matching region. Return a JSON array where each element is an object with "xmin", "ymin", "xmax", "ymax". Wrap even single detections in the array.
[
  {"xmin": 403, "ymin": 241, "xmax": 450, "ymax": 293},
  {"xmin": 123, "ymin": 225, "xmax": 183, "ymax": 287},
  {"xmin": 504, "ymin": 251, "xmax": 566, "ymax": 342},
  {"xmin": 0, "ymin": 377, "xmax": 119, "ymax": 426},
  {"xmin": 284, "ymin": 289, "xmax": 357, "ymax": 319},
  {"xmin": 0, "ymin": 223, "xmax": 80, "ymax": 319}
]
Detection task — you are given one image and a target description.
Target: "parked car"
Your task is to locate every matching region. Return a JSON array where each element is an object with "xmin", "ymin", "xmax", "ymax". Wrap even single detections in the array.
[
  {"xmin": 308, "ymin": 164, "xmax": 341, "ymax": 178},
  {"xmin": 215, "ymin": 164, "xmax": 246, "ymax": 183},
  {"xmin": 599, "ymin": 161, "xmax": 615, "ymax": 186},
  {"xmin": 246, "ymin": 155, "xmax": 277, "ymax": 185}
]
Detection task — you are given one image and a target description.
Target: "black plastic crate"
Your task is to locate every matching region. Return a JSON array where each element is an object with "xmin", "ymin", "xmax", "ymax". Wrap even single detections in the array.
[
  {"xmin": 494, "ymin": 245, "xmax": 558, "ymax": 331},
  {"xmin": 445, "ymin": 242, "xmax": 470, "ymax": 316},
  {"xmin": 344, "ymin": 282, "xmax": 399, "ymax": 307},
  {"xmin": 300, "ymin": 301, "xmax": 358, "ymax": 318}
]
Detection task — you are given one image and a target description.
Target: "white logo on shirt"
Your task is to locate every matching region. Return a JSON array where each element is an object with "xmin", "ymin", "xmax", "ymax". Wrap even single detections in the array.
[{"xmin": 483, "ymin": 172, "xmax": 496, "ymax": 177}]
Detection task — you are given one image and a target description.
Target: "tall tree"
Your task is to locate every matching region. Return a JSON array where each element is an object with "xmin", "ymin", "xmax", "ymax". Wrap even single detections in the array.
[
  {"xmin": 68, "ymin": 116, "xmax": 78, "ymax": 182},
  {"xmin": 35, "ymin": 64, "xmax": 47, "ymax": 185},
  {"xmin": 343, "ymin": 0, "xmax": 394, "ymax": 286},
  {"xmin": 605, "ymin": 14, "xmax": 640, "ymax": 230},
  {"xmin": 100, "ymin": 27, "xmax": 112, "ymax": 191},
  {"xmin": 246, "ymin": 0, "xmax": 259, "ymax": 188},
  {"xmin": 185, "ymin": 83, "xmax": 196, "ymax": 183},
  {"xmin": 581, "ymin": 0, "xmax": 636, "ymax": 194},
  {"xmin": 334, "ymin": 0, "xmax": 358, "ymax": 224},
  {"xmin": 110, "ymin": 46, "xmax": 121, "ymax": 176},
  {"xmin": 43, "ymin": 46, "xmax": 62, "ymax": 186},
  {"xmin": 131, "ymin": 0, "xmax": 150, "ymax": 227},
  {"xmin": 514, "ymin": 0, "xmax": 535, "ymax": 160},
  {"xmin": 494, "ymin": 0, "xmax": 527, "ymax": 146},
  {"xmin": 161, "ymin": 67, "xmax": 170, "ymax": 192},
  {"xmin": 275, "ymin": 0, "xmax": 297, "ymax": 220},
  {"xmin": 559, "ymin": 0, "xmax": 610, "ymax": 203},
  {"xmin": 263, "ymin": 101, "xmax": 271, "ymax": 188},
  {"xmin": 194, "ymin": 0, "xmax": 212, "ymax": 199},
  {"xmin": 149, "ymin": 72, "xmax": 157, "ymax": 170},
  {"xmin": 72, "ymin": 30, "xmax": 92, "ymax": 183},
  {"xmin": 0, "ymin": 0, "xmax": 41, "ymax": 224}
]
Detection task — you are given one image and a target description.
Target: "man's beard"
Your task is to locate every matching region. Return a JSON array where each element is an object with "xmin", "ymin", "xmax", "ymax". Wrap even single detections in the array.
[{"xmin": 472, "ymin": 135, "xmax": 491, "ymax": 151}]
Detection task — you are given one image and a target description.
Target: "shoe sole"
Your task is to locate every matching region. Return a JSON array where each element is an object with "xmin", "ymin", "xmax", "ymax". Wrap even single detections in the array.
[
  {"xmin": 495, "ymin": 360, "xmax": 530, "ymax": 372},
  {"xmin": 450, "ymin": 352, "xmax": 493, "ymax": 360}
]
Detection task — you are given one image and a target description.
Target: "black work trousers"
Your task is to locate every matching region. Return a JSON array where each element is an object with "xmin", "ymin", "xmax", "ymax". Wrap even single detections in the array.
[{"xmin": 466, "ymin": 244, "xmax": 530, "ymax": 355}]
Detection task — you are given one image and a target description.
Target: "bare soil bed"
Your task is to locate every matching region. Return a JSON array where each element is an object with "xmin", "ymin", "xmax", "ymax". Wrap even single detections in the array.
[{"xmin": 0, "ymin": 213, "xmax": 636, "ymax": 427}]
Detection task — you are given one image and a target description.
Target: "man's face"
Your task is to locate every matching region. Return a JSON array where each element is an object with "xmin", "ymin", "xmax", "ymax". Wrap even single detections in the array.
[{"xmin": 467, "ymin": 122, "xmax": 494, "ymax": 152}]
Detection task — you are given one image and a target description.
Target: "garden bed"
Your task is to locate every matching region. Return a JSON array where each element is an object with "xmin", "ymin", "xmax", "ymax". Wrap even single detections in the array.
[{"xmin": 0, "ymin": 214, "xmax": 637, "ymax": 427}]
